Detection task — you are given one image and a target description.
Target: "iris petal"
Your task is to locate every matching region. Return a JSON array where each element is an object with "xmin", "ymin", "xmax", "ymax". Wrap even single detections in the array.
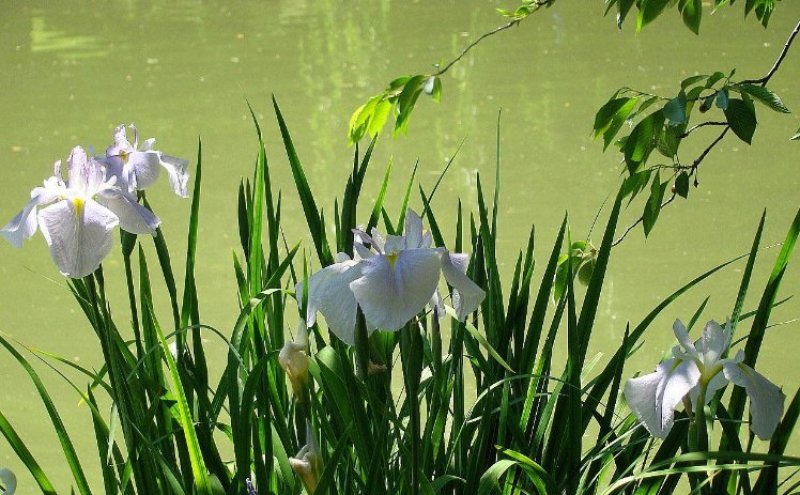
[
  {"xmin": 723, "ymin": 361, "xmax": 785, "ymax": 440},
  {"xmin": 696, "ymin": 320, "xmax": 730, "ymax": 365},
  {"xmin": 441, "ymin": 251, "xmax": 485, "ymax": 321},
  {"xmin": 672, "ymin": 319, "xmax": 697, "ymax": 356},
  {"xmin": 38, "ymin": 199, "xmax": 118, "ymax": 278},
  {"xmin": 350, "ymin": 248, "xmax": 442, "ymax": 331},
  {"xmin": 127, "ymin": 151, "xmax": 162, "ymax": 190},
  {"xmin": 100, "ymin": 192, "xmax": 161, "ymax": 235},
  {"xmin": 403, "ymin": 208, "xmax": 424, "ymax": 248},
  {"xmin": 1, "ymin": 187, "xmax": 59, "ymax": 248},
  {"xmin": 160, "ymin": 154, "xmax": 190, "ymax": 198},
  {"xmin": 301, "ymin": 260, "xmax": 362, "ymax": 345},
  {"xmin": 624, "ymin": 358, "xmax": 701, "ymax": 438},
  {"xmin": 353, "ymin": 243, "xmax": 373, "ymax": 261}
]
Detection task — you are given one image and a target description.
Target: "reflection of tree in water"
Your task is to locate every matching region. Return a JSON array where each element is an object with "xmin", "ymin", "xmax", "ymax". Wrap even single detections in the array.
[
  {"xmin": 30, "ymin": 16, "xmax": 106, "ymax": 58},
  {"xmin": 297, "ymin": 0, "xmax": 391, "ymax": 199}
]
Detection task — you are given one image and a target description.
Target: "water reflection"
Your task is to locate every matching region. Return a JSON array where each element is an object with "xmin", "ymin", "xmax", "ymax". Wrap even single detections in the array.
[{"xmin": 30, "ymin": 15, "xmax": 107, "ymax": 58}]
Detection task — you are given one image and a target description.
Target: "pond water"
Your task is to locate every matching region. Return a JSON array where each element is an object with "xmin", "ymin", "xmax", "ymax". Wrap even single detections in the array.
[{"xmin": 0, "ymin": 0, "xmax": 798, "ymax": 489}]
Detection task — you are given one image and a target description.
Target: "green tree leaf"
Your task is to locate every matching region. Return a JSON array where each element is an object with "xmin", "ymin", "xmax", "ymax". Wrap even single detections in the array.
[
  {"xmin": 594, "ymin": 96, "xmax": 639, "ymax": 150},
  {"xmin": 609, "ymin": 0, "xmax": 636, "ymax": 29},
  {"xmin": 621, "ymin": 169, "xmax": 653, "ymax": 202},
  {"xmin": 738, "ymin": 83, "xmax": 790, "ymax": 113},
  {"xmin": 394, "ymin": 75, "xmax": 426, "ymax": 135},
  {"xmin": 681, "ymin": 74, "xmax": 708, "ymax": 90},
  {"xmin": 679, "ymin": 0, "xmax": 703, "ymax": 34},
  {"xmin": 577, "ymin": 258, "xmax": 596, "ymax": 286},
  {"xmin": 637, "ymin": 0, "xmax": 671, "ymax": 31},
  {"xmin": 676, "ymin": 171, "xmax": 690, "ymax": 198},
  {"xmin": 745, "ymin": 0, "xmax": 776, "ymax": 27},
  {"xmin": 715, "ymin": 88, "xmax": 729, "ymax": 110},
  {"xmin": 367, "ymin": 99, "xmax": 392, "ymax": 137},
  {"xmin": 431, "ymin": 76, "xmax": 443, "ymax": 102},
  {"xmin": 657, "ymin": 125, "xmax": 681, "ymax": 157},
  {"xmin": 706, "ymin": 71, "xmax": 726, "ymax": 88},
  {"xmin": 663, "ymin": 90, "xmax": 687, "ymax": 125},
  {"xmin": 624, "ymin": 111, "xmax": 665, "ymax": 173},
  {"xmin": 724, "ymin": 98, "xmax": 758, "ymax": 144},
  {"xmin": 643, "ymin": 172, "xmax": 668, "ymax": 237}
]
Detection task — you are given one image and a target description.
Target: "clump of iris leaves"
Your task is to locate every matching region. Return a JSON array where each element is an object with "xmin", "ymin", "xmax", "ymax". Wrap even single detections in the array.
[{"xmin": 1, "ymin": 98, "xmax": 799, "ymax": 495}]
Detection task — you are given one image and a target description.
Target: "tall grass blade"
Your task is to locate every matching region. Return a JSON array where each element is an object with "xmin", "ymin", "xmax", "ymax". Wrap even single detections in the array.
[
  {"xmin": 727, "ymin": 209, "xmax": 800, "ymax": 444},
  {"xmin": 143, "ymin": 196, "xmax": 181, "ymax": 332},
  {"xmin": 0, "ymin": 335, "xmax": 93, "ymax": 495},
  {"xmin": 395, "ymin": 160, "xmax": 419, "ymax": 234},
  {"xmin": 367, "ymin": 159, "xmax": 393, "ymax": 235},
  {"xmin": 272, "ymin": 95, "xmax": 333, "ymax": 265},
  {"xmin": 148, "ymin": 305, "xmax": 213, "ymax": 495},
  {"xmin": 730, "ymin": 210, "xmax": 766, "ymax": 334},
  {"xmin": 0, "ymin": 409, "xmax": 57, "ymax": 494}
]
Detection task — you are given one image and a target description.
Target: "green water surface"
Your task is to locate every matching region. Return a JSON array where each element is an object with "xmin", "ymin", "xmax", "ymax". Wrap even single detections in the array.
[{"xmin": 0, "ymin": 1, "xmax": 798, "ymax": 490}]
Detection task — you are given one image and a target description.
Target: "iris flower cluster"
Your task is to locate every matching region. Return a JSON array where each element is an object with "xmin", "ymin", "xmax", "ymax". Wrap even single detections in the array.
[{"xmin": 1, "ymin": 124, "xmax": 188, "ymax": 279}]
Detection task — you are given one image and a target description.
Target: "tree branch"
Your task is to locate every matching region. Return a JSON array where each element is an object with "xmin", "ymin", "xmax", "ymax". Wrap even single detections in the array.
[
  {"xmin": 678, "ymin": 121, "xmax": 728, "ymax": 138},
  {"xmin": 611, "ymin": 17, "xmax": 800, "ymax": 247},
  {"xmin": 739, "ymin": 18, "xmax": 800, "ymax": 86},
  {"xmin": 433, "ymin": 0, "xmax": 555, "ymax": 77}
]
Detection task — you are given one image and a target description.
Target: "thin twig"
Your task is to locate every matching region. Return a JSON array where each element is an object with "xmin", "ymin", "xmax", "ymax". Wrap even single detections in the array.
[
  {"xmin": 678, "ymin": 121, "xmax": 728, "ymax": 138},
  {"xmin": 739, "ymin": 18, "xmax": 800, "ymax": 86},
  {"xmin": 435, "ymin": 20, "xmax": 520, "ymax": 76},
  {"xmin": 433, "ymin": 0, "xmax": 555, "ymax": 77},
  {"xmin": 612, "ymin": 194, "xmax": 676, "ymax": 247},
  {"xmin": 688, "ymin": 127, "xmax": 729, "ymax": 179}
]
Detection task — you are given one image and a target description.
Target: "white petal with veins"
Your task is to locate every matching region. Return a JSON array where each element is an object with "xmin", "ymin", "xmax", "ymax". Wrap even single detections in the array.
[
  {"xmin": 624, "ymin": 358, "xmax": 701, "ymax": 438},
  {"xmin": 724, "ymin": 360, "xmax": 785, "ymax": 440},
  {"xmin": 301, "ymin": 260, "xmax": 363, "ymax": 345},
  {"xmin": 100, "ymin": 191, "xmax": 161, "ymax": 235},
  {"xmin": 441, "ymin": 251, "xmax": 485, "ymax": 321},
  {"xmin": 38, "ymin": 199, "xmax": 118, "ymax": 278},
  {"xmin": 350, "ymin": 248, "xmax": 441, "ymax": 331}
]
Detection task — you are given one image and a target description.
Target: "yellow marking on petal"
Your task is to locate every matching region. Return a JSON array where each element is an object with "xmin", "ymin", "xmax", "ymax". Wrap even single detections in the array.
[
  {"xmin": 386, "ymin": 252, "xmax": 398, "ymax": 269},
  {"xmin": 119, "ymin": 150, "xmax": 129, "ymax": 163},
  {"xmin": 73, "ymin": 197, "xmax": 85, "ymax": 217}
]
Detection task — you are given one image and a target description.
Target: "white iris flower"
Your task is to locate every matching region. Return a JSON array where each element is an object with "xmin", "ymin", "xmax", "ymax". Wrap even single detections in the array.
[
  {"xmin": 0, "ymin": 467, "xmax": 15, "ymax": 495},
  {"xmin": 301, "ymin": 209, "xmax": 485, "ymax": 345},
  {"xmin": 624, "ymin": 319, "xmax": 785, "ymax": 440},
  {"xmin": 102, "ymin": 123, "xmax": 189, "ymax": 198},
  {"xmin": 1, "ymin": 146, "xmax": 160, "ymax": 278}
]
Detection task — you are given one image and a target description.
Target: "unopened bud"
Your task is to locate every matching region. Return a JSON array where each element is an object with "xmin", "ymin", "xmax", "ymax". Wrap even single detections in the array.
[
  {"xmin": 279, "ymin": 324, "xmax": 310, "ymax": 400},
  {"xmin": 290, "ymin": 423, "xmax": 322, "ymax": 493}
]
